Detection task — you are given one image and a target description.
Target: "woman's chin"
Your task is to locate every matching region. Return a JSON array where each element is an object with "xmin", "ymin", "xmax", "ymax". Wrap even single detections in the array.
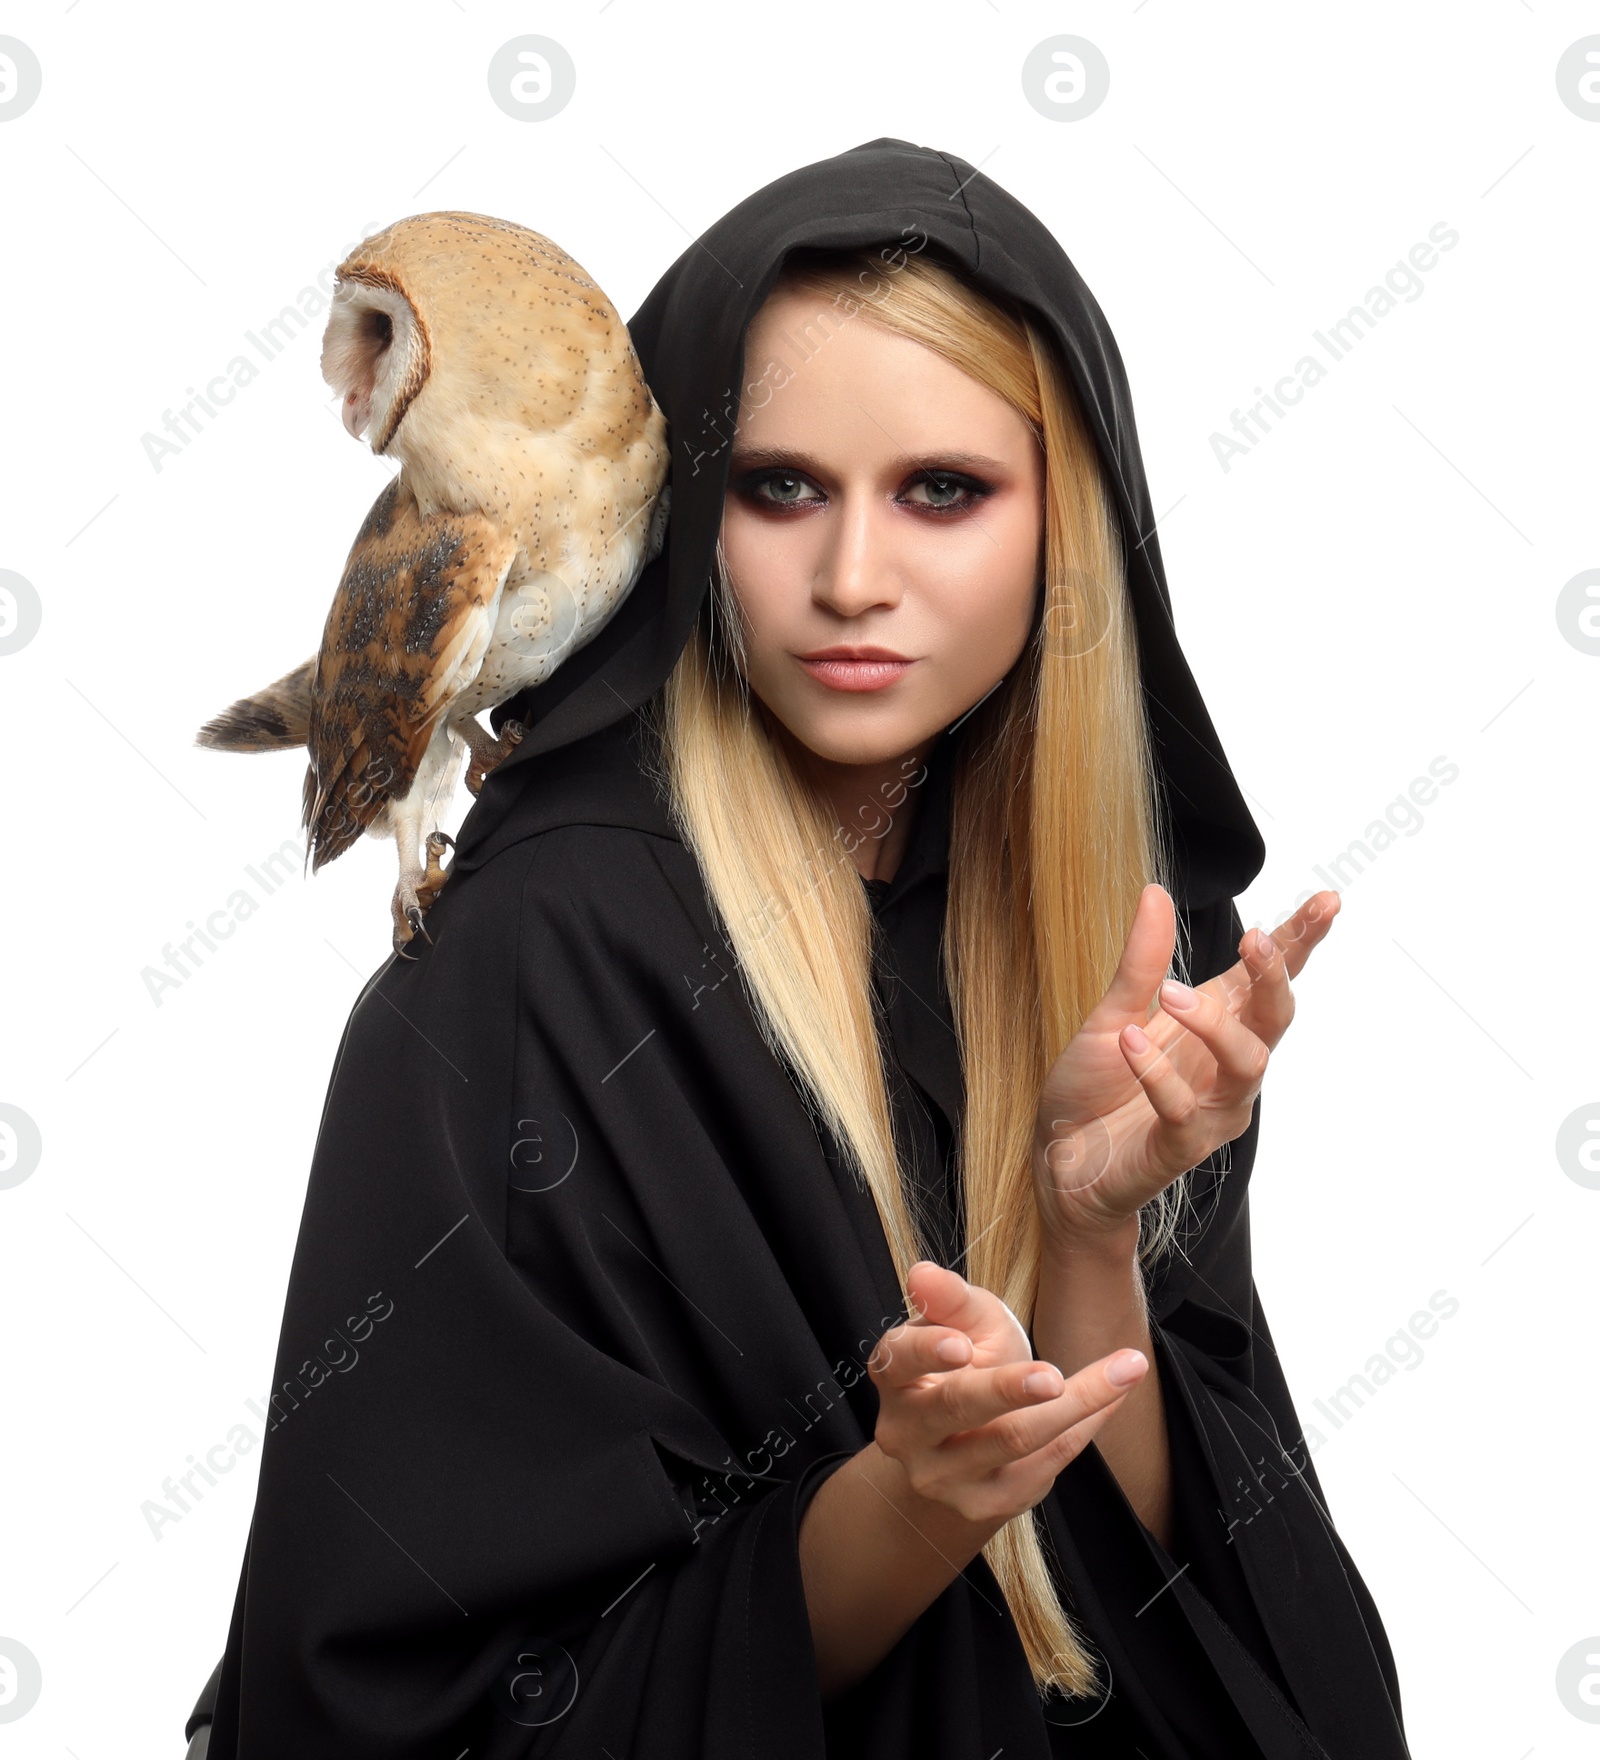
[{"xmin": 759, "ymin": 701, "xmax": 941, "ymax": 772}]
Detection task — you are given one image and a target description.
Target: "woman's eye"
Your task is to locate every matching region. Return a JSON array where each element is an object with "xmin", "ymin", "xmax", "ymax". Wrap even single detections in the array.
[
  {"xmin": 736, "ymin": 467, "xmax": 990, "ymax": 514},
  {"xmin": 902, "ymin": 471, "xmax": 988, "ymax": 513},
  {"xmin": 748, "ymin": 471, "xmax": 823, "ymax": 508}
]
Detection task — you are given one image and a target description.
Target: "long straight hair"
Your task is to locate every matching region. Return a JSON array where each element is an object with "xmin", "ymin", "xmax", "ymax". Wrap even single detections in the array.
[{"xmin": 644, "ymin": 245, "xmax": 1193, "ymax": 1699}]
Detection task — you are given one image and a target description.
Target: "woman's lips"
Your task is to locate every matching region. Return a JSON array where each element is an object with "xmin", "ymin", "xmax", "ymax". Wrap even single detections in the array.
[{"xmin": 796, "ymin": 657, "xmax": 916, "ymax": 692}]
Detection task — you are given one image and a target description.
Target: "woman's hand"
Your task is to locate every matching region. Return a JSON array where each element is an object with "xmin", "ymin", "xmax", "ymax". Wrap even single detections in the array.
[
  {"xmin": 1031, "ymin": 883, "xmax": 1338, "ymax": 1248},
  {"xmin": 800, "ymin": 1262, "xmax": 1148, "ymax": 1700},
  {"xmin": 867, "ymin": 1261, "xmax": 1147, "ymax": 1528}
]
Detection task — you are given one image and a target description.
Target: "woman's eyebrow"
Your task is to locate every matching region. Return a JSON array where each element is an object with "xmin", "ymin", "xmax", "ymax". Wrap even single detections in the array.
[{"xmin": 727, "ymin": 445, "xmax": 1012, "ymax": 474}]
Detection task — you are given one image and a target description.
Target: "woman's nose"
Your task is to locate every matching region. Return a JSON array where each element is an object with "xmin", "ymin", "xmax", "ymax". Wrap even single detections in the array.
[{"xmin": 812, "ymin": 498, "xmax": 904, "ymax": 616}]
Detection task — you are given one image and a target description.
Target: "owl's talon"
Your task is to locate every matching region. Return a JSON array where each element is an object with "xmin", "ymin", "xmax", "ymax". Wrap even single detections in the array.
[
  {"xmin": 391, "ymin": 885, "xmax": 427, "ymax": 956},
  {"xmin": 391, "ymin": 830, "xmax": 456, "ymax": 956},
  {"xmin": 416, "ymin": 831, "xmax": 455, "ymax": 912},
  {"xmin": 465, "ymin": 720, "xmax": 527, "ymax": 795}
]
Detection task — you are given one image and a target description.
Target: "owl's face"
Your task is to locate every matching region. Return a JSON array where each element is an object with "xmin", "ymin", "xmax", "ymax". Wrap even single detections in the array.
[{"xmin": 320, "ymin": 274, "xmax": 429, "ymax": 455}]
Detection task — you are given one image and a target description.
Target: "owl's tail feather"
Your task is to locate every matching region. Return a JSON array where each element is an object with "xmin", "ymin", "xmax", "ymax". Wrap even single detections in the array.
[{"xmin": 194, "ymin": 659, "xmax": 315, "ymax": 752}]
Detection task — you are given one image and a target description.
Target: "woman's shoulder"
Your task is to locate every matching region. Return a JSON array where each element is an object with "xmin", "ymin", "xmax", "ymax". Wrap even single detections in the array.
[
  {"xmin": 506, "ymin": 817, "xmax": 699, "ymax": 928},
  {"xmin": 433, "ymin": 717, "xmax": 720, "ymax": 970},
  {"xmin": 450, "ymin": 712, "xmax": 677, "ymax": 867},
  {"xmin": 447, "ymin": 814, "xmax": 705, "ymax": 944}
]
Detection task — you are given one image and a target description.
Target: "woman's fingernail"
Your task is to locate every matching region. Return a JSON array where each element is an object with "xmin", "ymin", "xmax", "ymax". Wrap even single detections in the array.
[
  {"xmin": 1253, "ymin": 931, "xmax": 1275, "ymax": 962},
  {"xmin": 1022, "ymin": 1367, "xmax": 1062, "ymax": 1398},
  {"xmin": 1106, "ymin": 1350, "xmax": 1147, "ymax": 1387},
  {"xmin": 1160, "ymin": 979, "xmax": 1197, "ymax": 1011},
  {"xmin": 935, "ymin": 1336, "xmax": 967, "ymax": 1363}
]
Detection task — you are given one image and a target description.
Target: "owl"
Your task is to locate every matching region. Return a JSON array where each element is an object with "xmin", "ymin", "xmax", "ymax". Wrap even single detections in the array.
[{"xmin": 195, "ymin": 212, "xmax": 671, "ymax": 954}]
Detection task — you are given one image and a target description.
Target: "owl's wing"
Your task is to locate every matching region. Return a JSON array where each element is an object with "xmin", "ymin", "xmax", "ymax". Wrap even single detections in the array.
[{"xmin": 303, "ymin": 477, "xmax": 519, "ymax": 870}]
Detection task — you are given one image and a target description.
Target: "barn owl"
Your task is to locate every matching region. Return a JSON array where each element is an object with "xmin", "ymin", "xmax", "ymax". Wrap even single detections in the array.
[{"xmin": 195, "ymin": 212, "xmax": 671, "ymax": 954}]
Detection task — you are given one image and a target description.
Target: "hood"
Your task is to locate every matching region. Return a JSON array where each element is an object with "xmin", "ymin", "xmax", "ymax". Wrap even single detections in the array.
[{"xmin": 455, "ymin": 134, "xmax": 1264, "ymax": 908}]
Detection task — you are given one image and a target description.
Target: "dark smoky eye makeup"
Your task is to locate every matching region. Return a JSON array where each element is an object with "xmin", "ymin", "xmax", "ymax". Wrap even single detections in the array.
[
  {"xmin": 730, "ymin": 465, "xmax": 997, "ymax": 514},
  {"xmin": 901, "ymin": 469, "xmax": 997, "ymax": 513},
  {"xmin": 730, "ymin": 467, "xmax": 824, "ymax": 508}
]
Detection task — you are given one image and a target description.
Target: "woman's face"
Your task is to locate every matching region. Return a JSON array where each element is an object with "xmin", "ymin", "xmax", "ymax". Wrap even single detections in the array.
[{"xmin": 719, "ymin": 283, "xmax": 1046, "ymax": 771}]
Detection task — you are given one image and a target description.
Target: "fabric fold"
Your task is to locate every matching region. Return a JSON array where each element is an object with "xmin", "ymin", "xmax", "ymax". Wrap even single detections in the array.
[{"xmin": 1022, "ymin": 912, "xmax": 1409, "ymax": 1758}]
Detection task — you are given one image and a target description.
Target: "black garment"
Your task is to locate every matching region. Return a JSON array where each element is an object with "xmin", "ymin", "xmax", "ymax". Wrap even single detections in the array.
[
  {"xmin": 187, "ymin": 137, "xmax": 1412, "ymax": 1757},
  {"xmin": 838, "ymin": 726, "xmax": 1338, "ymax": 1757}
]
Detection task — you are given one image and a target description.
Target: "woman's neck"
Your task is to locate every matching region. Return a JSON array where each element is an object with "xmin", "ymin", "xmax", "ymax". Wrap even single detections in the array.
[{"xmin": 785, "ymin": 729, "xmax": 940, "ymax": 885}]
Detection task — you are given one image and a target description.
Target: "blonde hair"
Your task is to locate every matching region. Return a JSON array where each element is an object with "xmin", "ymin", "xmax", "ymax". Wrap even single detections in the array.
[{"xmin": 644, "ymin": 245, "xmax": 1193, "ymax": 1700}]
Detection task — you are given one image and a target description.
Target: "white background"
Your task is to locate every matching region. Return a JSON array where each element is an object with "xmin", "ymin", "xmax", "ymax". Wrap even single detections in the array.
[{"xmin": 0, "ymin": 2, "xmax": 1594, "ymax": 1753}]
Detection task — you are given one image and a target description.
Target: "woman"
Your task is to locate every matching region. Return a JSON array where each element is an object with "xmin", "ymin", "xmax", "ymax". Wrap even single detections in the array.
[{"xmin": 187, "ymin": 139, "xmax": 1410, "ymax": 1758}]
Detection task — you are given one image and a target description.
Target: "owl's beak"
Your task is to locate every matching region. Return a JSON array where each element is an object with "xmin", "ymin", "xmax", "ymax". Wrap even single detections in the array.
[{"xmin": 341, "ymin": 386, "xmax": 372, "ymax": 441}]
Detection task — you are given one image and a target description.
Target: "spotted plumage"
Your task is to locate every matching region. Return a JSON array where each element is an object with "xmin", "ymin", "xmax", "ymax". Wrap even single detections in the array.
[{"xmin": 195, "ymin": 212, "xmax": 671, "ymax": 952}]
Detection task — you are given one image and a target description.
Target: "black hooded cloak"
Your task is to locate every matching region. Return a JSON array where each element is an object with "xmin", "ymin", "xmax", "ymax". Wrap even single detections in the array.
[{"xmin": 186, "ymin": 138, "xmax": 1411, "ymax": 1759}]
